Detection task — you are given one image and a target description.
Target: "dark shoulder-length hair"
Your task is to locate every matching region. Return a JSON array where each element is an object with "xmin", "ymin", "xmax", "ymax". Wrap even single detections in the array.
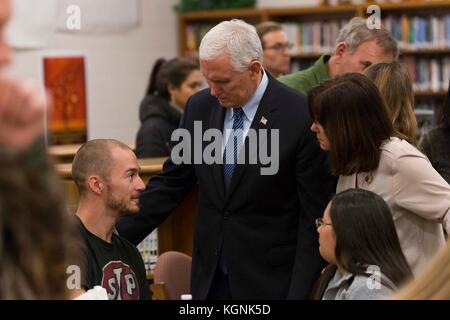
[
  {"xmin": 145, "ymin": 57, "xmax": 199, "ymax": 100},
  {"xmin": 308, "ymin": 73, "xmax": 395, "ymax": 176},
  {"xmin": 330, "ymin": 189, "xmax": 413, "ymax": 287}
]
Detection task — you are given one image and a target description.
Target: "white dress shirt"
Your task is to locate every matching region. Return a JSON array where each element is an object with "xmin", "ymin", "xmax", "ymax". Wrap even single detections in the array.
[{"xmin": 222, "ymin": 70, "xmax": 269, "ymax": 156}]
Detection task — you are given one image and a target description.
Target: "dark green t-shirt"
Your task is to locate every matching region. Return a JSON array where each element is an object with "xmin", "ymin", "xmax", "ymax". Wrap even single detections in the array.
[{"xmin": 76, "ymin": 217, "xmax": 152, "ymax": 300}]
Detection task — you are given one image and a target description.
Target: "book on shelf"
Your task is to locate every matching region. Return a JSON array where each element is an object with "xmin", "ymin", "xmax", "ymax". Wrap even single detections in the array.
[
  {"xmin": 281, "ymin": 20, "xmax": 349, "ymax": 55},
  {"xmin": 402, "ymin": 56, "xmax": 450, "ymax": 93},
  {"xmin": 385, "ymin": 14, "xmax": 450, "ymax": 50},
  {"xmin": 182, "ymin": 13, "xmax": 450, "ymax": 55}
]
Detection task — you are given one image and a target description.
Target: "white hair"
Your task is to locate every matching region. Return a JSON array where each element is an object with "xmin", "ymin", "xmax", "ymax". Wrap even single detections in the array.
[{"xmin": 199, "ymin": 19, "xmax": 263, "ymax": 72}]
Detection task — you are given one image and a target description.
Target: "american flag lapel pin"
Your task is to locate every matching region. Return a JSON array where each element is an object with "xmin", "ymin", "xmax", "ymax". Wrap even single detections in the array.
[{"xmin": 260, "ymin": 116, "xmax": 268, "ymax": 126}]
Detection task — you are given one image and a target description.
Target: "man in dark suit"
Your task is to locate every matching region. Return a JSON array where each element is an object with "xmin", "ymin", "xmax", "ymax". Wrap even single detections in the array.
[{"xmin": 117, "ymin": 19, "xmax": 334, "ymax": 300}]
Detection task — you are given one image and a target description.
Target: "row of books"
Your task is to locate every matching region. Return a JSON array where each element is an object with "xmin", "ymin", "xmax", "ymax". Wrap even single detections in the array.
[
  {"xmin": 137, "ymin": 229, "xmax": 159, "ymax": 276},
  {"xmin": 385, "ymin": 15, "xmax": 450, "ymax": 50},
  {"xmin": 282, "ymin": 15, "xmax": 450, "ymax": 55},
  {"xmin": 185, "ymin": 20, "xmax": 351, "ymax": 55},
  {"xmin": 282, "ymin": 20, "xmax": 349, "ymax": 55},
  {"xmin": 403, "ymin": 56, "xmax": 450, "ymax": 92},
  {"xmin": 185, "ymin": 15, "xmax": 450, "ymax": 55},
  {"xmin": 291, "ymin": 58, "xmax": 446, "ymax": 136},
  {"xmin": 291, "ymin": 56, "xmax": 450, "ymax": 95}
]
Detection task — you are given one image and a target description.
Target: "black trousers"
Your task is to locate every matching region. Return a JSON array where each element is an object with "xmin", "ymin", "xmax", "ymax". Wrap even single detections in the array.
[{"xmin": 206, "ymin": 265, "xmax": 232, "ymax": 300}]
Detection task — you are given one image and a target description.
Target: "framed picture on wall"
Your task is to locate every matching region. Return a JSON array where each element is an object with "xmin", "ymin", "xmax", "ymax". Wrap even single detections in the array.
[{"xmin": 41, "ymin": 52, "xmax": 88, "ymax": 145}]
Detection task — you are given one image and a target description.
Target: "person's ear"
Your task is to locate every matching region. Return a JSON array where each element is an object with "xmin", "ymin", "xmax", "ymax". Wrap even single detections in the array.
[
  {"xmin": 248, "ymin": 60, "xmax": 262, "ymax": 79},
  {"xmin": 334, "ymin": 42, "xmax": 349, "ymax": 59},
  {"xmin": 87, "ymin": 175, "xmax": 104, "ymax": 195},
  {"xmin": 168, "ymin": 83, "xmax": 178, "ymax": 97}
]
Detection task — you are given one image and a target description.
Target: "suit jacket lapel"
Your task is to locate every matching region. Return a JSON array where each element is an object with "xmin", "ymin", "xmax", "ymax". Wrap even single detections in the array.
[{"xmin": 224, "ymin": 76, "xmax": 279, "ymax": 204}]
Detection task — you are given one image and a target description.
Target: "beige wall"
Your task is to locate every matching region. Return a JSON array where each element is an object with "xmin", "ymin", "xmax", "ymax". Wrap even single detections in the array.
[{"xmin": 9, "ymin": 0, "xmax": 178, "ymax": 144}]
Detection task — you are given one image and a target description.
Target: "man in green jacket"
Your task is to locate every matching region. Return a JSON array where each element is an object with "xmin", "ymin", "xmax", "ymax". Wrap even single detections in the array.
[{"xmin": 279, "ymin": 17, "xmax": 398, "ymax": 95}]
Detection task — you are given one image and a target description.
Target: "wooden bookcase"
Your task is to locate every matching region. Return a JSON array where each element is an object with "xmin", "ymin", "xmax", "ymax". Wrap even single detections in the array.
[{"xmin": 178, "ymin": 0, "xmax": 450, "ymax": 134}]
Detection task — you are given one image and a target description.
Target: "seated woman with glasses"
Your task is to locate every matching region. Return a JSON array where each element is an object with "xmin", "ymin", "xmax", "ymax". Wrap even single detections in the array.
[
  {"xmin": 309, "ymin": 73, "xmax": 450, "ymax": 275},
  {"xmin": 311, "ymin": 189, "xmax": 413, "ymax": 300}
]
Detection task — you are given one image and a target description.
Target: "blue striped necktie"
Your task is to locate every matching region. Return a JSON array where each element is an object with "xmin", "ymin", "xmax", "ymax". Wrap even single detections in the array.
[{"xmin": 223, "ymin": 108, "xmax": 245, "ymax": 189}]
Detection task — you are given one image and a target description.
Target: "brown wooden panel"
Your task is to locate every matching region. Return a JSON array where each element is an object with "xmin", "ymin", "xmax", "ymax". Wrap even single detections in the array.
[
  {"xmin": 49, "ymin": 142, "xmax": 136, "ymax": 164},
  {"xmin": 158, "ymin": 186, "xmax": 198, "ymax": 256}
]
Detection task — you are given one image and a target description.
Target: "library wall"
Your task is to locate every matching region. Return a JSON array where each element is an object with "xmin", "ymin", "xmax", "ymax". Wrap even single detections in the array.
[{"xmin": 9, "ymin": 0, "xmax": 179, "ymax": 145}]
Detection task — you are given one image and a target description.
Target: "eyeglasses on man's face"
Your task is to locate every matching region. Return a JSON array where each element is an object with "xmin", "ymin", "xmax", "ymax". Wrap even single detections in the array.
[
  {"xmin": 315, "ymin": 218, "xmax": 332, "ymax": 228},
  {"xmin": 265, "ymin": 42, "xmax": 293, "ymax": 51}
]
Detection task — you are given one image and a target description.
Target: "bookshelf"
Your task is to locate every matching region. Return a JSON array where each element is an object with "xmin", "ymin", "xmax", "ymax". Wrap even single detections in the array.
[
  {"xmin": 178, "ymin": 0, "xmax": 450, "ymax": 134},
  {"xmin": 366, "ymin": 1, "xmax": 450, "ymax": 136}
]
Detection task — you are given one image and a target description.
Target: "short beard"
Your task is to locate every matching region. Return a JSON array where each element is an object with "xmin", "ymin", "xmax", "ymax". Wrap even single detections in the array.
[{"xmin": 106, "ymin": 192, "xmax": 139, "ymax": 215}]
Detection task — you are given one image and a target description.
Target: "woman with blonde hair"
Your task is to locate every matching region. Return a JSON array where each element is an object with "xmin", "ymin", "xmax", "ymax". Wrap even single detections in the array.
[{"xmin": 364, "ymin": 61, "xmax": 418, "ymax": 145}]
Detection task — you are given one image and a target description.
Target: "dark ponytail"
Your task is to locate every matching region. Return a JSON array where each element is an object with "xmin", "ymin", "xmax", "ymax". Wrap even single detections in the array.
[
  {"xmin": 144, "ymin": 57, "xmax": 199, "ymax": 101},
  {"xmin": 145, "ymin": 58, "xmax": 166, "ymax": 96}
]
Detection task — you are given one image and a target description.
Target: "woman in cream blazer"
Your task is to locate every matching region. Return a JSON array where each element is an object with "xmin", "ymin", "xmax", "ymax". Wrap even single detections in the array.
[{"xmin": 309, "ymin": 74, "xmax": 450, "ymax": 274}]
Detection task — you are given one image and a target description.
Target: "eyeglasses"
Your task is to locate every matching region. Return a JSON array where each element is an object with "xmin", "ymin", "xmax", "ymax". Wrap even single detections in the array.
[
  {"xmin": 265, "ymin": 42, "xmax": 294, "ymax": 51},
  {"xmin": 315, "ymin": 218, "xmax": 332, "ymax": 228}
]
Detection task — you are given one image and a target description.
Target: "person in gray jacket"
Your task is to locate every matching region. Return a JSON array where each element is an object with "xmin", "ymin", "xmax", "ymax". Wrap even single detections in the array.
[{"xmin": 313, "ymin": 189, "xmax": 412, "ymax": 300}]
